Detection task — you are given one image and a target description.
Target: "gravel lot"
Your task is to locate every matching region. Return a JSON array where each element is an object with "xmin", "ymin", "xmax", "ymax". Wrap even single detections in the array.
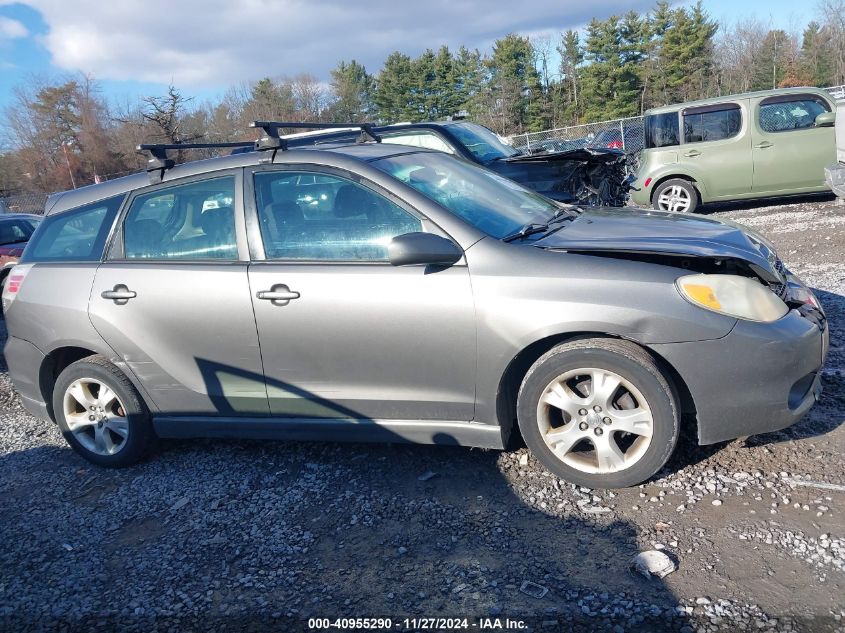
[{"xmin": 1, "ymin": 195, "xmax": 843, "ymax": 632}]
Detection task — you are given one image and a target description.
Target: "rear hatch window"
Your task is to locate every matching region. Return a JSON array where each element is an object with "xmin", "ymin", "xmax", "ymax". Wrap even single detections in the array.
[{"xmin": 644, "ymin": 112, "xmax": 680, "ymax": 149}]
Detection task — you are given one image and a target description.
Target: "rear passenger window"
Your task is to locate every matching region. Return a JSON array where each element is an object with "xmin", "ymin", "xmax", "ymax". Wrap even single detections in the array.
[
  {"xmin": 23, "ymin": 194, "xmax": 124, "ymax": 262},
  {"xmin": 254, "ymin": 171, "xmax": 421, "ymax": 261},
  {"xmin": 759, "ymin": 96, "xmax": 829, "ymax": 133},
  {"xmin": 683, "ymin": 105, "xmax": 741, "ymax": 143},
  {"xmin": 122, "ymin": 176, "xmax": 237, "ymax": 260}
]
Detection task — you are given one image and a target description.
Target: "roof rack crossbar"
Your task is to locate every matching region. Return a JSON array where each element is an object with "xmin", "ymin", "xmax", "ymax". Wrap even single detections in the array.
[
  {"xmin": 250, "ymin": 121, "xmax": 382, "ymax": 145},
  {"xmin": 136, "ymin": 141, "xmax": 255, "ymax": 183}
]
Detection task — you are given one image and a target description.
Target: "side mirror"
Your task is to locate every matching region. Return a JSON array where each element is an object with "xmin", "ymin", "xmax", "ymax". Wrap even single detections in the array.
[
  {"xmin": 815, "ymin": 112, "xmax": 836, "ymax": 127},
  {"xmin": 388, "ymin": 232, "xmax": 463, "ymax": 267}
]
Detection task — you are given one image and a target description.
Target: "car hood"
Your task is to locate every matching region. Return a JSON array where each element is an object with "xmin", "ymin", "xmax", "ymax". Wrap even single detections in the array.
[{"xmin": 535, "ymin": 206, "xmax": 783, "ymax": 281}]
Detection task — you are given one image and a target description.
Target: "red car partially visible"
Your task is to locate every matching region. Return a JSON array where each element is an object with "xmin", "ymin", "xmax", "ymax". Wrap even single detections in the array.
[{"xmin": 0, "ymin": 214, "xmax": 41, "ymax": 298}]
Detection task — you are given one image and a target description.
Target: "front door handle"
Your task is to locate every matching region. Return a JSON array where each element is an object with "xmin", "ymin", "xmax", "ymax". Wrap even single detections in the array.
[
  {"xmin": 257, "ymin": 284, "xmax": 300, "ymax": 306},
  {"xmin": 101, "ymin": 284, "xmax": 136, "ymax": 305},
  {"xmin": 755, "ymin": 141, "xmax": 773, "ymax": 149},
  {"xmin": 683, "ymin": 150, "xmax": 701, "ymax": 157}
]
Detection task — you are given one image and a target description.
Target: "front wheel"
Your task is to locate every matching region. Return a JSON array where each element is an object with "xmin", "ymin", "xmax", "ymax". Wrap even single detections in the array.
[
  {"xmin": 653, "ymin": 178, "xmax": 699, "ymax": 213},
  {"xmin": 517, "ymin": 338, "xmax": 679, "ymax": 488},
  {"xmin": 53, "ymin": 355, "xmax": 154, "ymax": 467}
]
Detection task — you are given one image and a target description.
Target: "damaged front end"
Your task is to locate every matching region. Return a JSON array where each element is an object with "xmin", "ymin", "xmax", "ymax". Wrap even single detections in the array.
[
  {"xmin": 490, "ymin": 148, "xmax": 630, "ymax": 207},
  {"xmin": 533, "ymin": 205, "xmax": 826, "ymax": 321}
]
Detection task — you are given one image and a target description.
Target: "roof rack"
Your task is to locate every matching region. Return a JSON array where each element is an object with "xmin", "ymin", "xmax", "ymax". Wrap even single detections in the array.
[
  {"xmin": 137, "ymin": 142, "xmax": 254, "ymax": 183},
  {"xmin": 136, "ymin": 122, "xmax": 380, "ymax": 183},
  {"xmin": 250, "ymin": 121, "xmax": 381, "ymax": 155}
]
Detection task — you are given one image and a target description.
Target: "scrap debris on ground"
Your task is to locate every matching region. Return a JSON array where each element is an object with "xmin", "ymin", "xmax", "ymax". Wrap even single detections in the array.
[{"xmin": 0, "ymin": 195, "xmax": 843, "ymax": 632}]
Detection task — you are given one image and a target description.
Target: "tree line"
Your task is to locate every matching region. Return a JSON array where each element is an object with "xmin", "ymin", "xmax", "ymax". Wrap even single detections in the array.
[{"xmin": 2, "ymin": 0, "xmax": 843, "ymax": 195}]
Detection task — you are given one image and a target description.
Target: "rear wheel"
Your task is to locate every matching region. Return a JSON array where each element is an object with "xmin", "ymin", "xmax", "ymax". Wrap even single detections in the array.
[
  {"xmin": 52, "ymin": 355, "xmax": 154, "ymax": 467},
  {"xmin": 653, "ymin": 178, "xmax": 699, "ymax": 213},
  {"xmin": 517, "ymin": 338, "xmax": 679, "ymax": 488}
]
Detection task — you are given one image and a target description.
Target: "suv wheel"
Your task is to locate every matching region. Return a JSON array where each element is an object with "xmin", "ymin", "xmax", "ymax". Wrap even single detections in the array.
[
  {"xmin": 53, "ymin": 355, "xmax": 154, "ymax": 467},
  {"xmin": 653, "ymin": 178, "xmax": 698, "ymax": 213},
  {"xmin": 517, "ymin": 338, "xmax": 679, "ymax": 488}
]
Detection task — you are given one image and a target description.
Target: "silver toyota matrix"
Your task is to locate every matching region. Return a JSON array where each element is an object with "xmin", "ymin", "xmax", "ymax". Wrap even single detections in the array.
[{"xmin": 2, "ymin": 122, "xmax": 829, "ymax": 488}]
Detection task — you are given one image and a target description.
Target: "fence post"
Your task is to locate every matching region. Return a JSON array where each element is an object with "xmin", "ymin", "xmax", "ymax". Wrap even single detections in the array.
[
  {"xmin": 525, "ymin": 132, "xmax": 530, "ymax": 152},
  {"xmin": 620, "ymin": 120, "xmax": 626, "ymax": 152}
]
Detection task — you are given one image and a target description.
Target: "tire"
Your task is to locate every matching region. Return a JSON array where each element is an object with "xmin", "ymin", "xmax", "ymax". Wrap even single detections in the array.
[
  {"xmin": 516, "ymin": 338, "xmax": 679, "ymax": 489},
  {"xmin": 652, "ymin": 178, "xmax": 699, "ymax": 213},
  {"xmin": 52, "ymin": 354, "xmax": 154, "ymax": 467}
]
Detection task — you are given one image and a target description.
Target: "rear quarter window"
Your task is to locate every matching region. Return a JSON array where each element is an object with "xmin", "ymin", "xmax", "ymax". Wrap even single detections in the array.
[{"xmin": 21, "ymin": 194, "xmax": 124, "ymax": 263}]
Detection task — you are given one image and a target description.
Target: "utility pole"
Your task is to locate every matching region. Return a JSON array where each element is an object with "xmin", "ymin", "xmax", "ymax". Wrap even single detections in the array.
[{"xmin": 61, "ymin": 142, "xmax": 77, "ymax": 189}]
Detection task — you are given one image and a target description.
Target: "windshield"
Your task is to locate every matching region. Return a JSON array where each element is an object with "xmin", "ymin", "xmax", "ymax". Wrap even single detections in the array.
[
  {"xmin": 0, "ymin": 218, "xmax": 38, "ymax": 246},
  {"xmin": 448, "ymin": 122, "xmax": 520, "ymax": 162},
  {"xmin": 372, "ymin": 151, "xmax": 562, "ymax": 239}
]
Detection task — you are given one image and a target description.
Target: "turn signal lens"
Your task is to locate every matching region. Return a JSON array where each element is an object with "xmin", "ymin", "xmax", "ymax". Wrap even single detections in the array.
[
  {"xmin": 677, "ymin": 274, "xmax": 788, "ymax": 322},
  {"xmin": 681, "ymin": 284, "xmax": 721, "ymax": 310}
]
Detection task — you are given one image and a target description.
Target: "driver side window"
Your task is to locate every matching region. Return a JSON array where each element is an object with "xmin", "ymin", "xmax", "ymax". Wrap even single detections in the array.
[{"xmin": 254, "ymin": 171, "xmax": 421, "ymax": 261}]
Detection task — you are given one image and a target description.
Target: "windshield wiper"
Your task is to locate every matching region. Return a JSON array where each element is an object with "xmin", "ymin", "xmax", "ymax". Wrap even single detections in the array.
[
  {"xmin": 502, "ymin": 209, "xmax": 577, "ymax": 243},
  {"xmin": 502, "ymin": 223, "xmax": 551, "ymax": 242}
]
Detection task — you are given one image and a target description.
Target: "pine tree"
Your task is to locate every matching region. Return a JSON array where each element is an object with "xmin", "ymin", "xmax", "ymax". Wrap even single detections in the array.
[
  {"xmin": 487, "ymin": 34, "xmax": 544, "ymax": 133},
  {"xmin": 373, "ymin": 52, "xmax": 415, "ymax": 123},
  {"xmin": 800, "ymin": 22, "xmax": 834, "ymax": 86},
  {"xmin": 328, "ymin": 60, "xmax": 374, "ymax": 122},
  {"xmin": 557, "ymin": 29, "xmax": 583, "ymax": 123}
]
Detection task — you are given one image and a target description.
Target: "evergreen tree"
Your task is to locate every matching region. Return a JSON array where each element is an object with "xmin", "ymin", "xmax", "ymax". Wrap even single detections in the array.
[
  {"xmin": 557, "ymin": 29, "xmax": 584, "ymax": 123},
  {"xmin": 800, "ymin": 22, "xmax": 834, "ymax": 86},
  {"xmin": 580, "ymin": 15, "xmax": 645, "ymax": 121},
  {"xmin": 373, "ymin": 52, "xmax": 415, "ymax": 122},
  {"xmin": 328, "ymin": 60, "xmax": 374, "ymax": 122},
  {"xmin": 487, "ymin": 34, "xmax": 544, "ymax": 133}
]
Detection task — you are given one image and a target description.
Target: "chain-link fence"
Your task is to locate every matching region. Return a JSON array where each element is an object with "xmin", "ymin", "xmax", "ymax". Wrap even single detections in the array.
[
  {"xmin": 509, "ymin": 84, "xmax": 845, "ymax": 155},
  {"xmin": 0, "ymin": 193, "xmax": 50, "ymax": 216}
]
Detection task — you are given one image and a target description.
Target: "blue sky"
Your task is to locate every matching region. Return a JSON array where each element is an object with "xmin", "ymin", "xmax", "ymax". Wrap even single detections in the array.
[{"xmin": 0, "ymin": 0, "xmax": 822, "ymax": 113}]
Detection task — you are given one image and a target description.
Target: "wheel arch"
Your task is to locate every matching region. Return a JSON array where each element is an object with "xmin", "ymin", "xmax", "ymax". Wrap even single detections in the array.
[
  {"xmin": 495, "ymin": 332, "xmax": 697, "ymax": 448},
  {"xmin": 39, "ymin": 346, "xmax": 101, "ymax": 421},
  {"xmin": 650, "ymin": 174, "xmax": 706, "ymax": 206}
]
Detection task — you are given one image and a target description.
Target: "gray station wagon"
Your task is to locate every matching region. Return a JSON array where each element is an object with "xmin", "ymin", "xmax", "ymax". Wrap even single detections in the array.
[{"xmin": 2, "ymin": 122, "xmax": 829, "ymax": 488}]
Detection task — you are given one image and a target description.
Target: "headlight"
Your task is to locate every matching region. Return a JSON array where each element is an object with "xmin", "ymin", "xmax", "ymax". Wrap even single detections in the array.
[{"xmin": 676, "ymin": 274, "xmax": 788, "ymax": 322}]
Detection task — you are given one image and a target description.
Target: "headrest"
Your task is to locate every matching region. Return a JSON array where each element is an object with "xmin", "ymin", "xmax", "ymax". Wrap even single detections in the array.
[{"xmin": 333, "ymin": 184, "xmax": 372, "ymax": 218}]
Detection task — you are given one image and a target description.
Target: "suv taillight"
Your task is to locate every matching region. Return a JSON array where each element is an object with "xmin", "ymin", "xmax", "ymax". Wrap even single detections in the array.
[{"xmin": 2, "ymin": 264, "xmax": 32, "ymax": 309}]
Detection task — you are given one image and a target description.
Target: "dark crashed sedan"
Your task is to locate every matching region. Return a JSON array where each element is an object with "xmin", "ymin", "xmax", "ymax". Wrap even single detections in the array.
[{"xmin": 286, "ymin": 121, "xmax": 629, "ymax": 207}]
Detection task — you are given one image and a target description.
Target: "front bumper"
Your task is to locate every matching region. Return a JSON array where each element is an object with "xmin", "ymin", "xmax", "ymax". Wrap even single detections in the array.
[
  {"xmin": 651, "ymin": 306, "xmax": 827, "ymax": 445},
  {"xmin": 824, "ymin": 162, "xmax": 845, "ymax": 198}
]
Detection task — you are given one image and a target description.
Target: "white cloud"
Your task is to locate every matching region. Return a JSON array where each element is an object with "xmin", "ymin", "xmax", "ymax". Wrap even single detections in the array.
[
  {"xmin": 0, "ymin": 16, "xmax": 28, "ymax": 41},
  {"xmin": 19, "ymin": 0, "xmax": 654, "ymax": 87}
]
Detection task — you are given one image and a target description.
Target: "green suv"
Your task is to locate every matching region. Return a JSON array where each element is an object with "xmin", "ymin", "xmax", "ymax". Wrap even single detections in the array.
[{"xmin": 630, "ymin": 87, "xmax": 837, "ymax": 213}]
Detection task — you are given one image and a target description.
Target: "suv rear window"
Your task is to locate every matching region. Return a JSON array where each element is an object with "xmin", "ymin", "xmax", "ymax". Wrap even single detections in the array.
[
  {"xmin": 22, "ymin": 194, "xmax": 124, "ymax": 263},
  {"xmin": 644, "ymin": 112, "xmax": 680, "ymax": 148}
]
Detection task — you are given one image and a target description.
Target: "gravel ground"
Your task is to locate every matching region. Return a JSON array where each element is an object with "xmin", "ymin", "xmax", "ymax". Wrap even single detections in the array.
[{"xmin": 1, "ymin": 196, "xmax": 844, "ymax": 633}]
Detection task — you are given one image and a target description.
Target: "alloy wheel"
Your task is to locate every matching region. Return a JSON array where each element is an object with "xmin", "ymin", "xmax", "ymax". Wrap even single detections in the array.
[
  {"xmin": 656, "ymin": 185, "xmax": 692, "ymax": 212},
  {"xmin": 536, "ymin": 368, "xmax": 654, "ymax": 474},
  {"xmin": 63, "ymin": 378, "xmax": 130, "ymax": 455}
]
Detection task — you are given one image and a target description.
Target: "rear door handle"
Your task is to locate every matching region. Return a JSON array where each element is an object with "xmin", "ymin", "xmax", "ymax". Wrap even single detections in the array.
[
  {"xmin": 101, "ymin": 284, "xmax": 136, "ymax": 305},
  {"xmin": 257, "ymin": 284, "xmax": 300, "ymax": 306},
  {"xmin": 683, "ymin": 150, "xmax": 701, "ymax": 157},
  {"xmin": 755, "ymin": 141, "xmax": 773, "ymax": 149}
]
